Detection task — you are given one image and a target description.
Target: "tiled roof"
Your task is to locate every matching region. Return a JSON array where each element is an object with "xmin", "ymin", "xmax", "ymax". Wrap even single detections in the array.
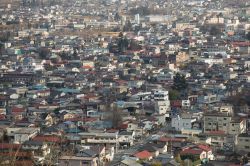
[
  {"xmin": 133, "ymin": 150, "xmax": 152, "ymax": 159},
  {"xmin": 33, "ymin": 135, "xmax": 64, "ymax": 143}
]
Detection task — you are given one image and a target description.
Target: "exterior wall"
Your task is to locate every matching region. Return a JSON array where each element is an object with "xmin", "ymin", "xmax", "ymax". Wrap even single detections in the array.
[
  {"xmin": 204, "ymin": 115, "xmax": 246, "ymax": 135},
  {"xmin": 237, "ymin": 136, "xmax": 250, "ymax": 152},
  {"xmin": 59, "ymin": 159, "xmax": 97, "ymax": 166},
  {"xmin": 171, "ymin": 116, "xmax": 196, "ymax": 131},
  {"xmin": 154, "ymin": 101, "xmax": 170, "ymax": 114},
  {"xmin": 228, "ymin": 120, "xmax": 246, "ymax": 135},
  {"xmin": 203, "ymin": 115, "xmax": 231, "ymax": 134},
  {"xmin": 119, "ymin": 134, "xmax": 134, "ymax": 145}
]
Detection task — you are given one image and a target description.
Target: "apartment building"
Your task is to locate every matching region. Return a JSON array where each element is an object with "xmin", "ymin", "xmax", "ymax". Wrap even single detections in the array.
[
  {"xmin": 236, "ymin": 133, "xmax": 250, "ymax": 152},
  {"xmin": 203, "ymin": 111, "xmax": 246, "ymax": 135}
]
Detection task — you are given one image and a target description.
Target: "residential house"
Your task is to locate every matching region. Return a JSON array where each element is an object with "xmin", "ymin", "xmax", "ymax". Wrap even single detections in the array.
[
  {"xmin": 236, "ymin": 133, "xmax": 250, "ymax": 153},
  {"xmin": 118, "ymin": 131, "xmax": 135, "ymax": 147},
  {"xmin": 171, "ymin": 113, "xmax": 197, "ymax": 132},
  {"xmin": 6, "ymin": 127, "xmax": 40, "ymax": 143},
  {"xmin": 180, "ymin": 144, "xmax": 215, "ymax": 162},
  {"xmin": 133, "ymin": 150, "xmax": 153, "ymax": 161},
  {"xmin": 203, "ymin": 111, "xmax": 246, "ymax": 135},
  {"xmin": 59, "ymin": 155, "xmax": 98, "ymax": 166},
  {"xmin": 120, "ymin": 158, "xmax": 142, "ymax": 166}
]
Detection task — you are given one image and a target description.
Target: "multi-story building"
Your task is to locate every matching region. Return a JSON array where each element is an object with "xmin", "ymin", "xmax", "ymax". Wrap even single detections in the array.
[
  {"xmin": 236, "ymin": 133, "xmax": 250, "ymax": 152},
  {"xmin": 203, "ymin": 111, "xmax": 246, "ymax": 135}
]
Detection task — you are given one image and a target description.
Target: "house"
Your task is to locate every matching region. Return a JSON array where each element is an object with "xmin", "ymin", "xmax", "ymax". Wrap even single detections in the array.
[
  {"xmin": 154, "ymin": 100, "xmax": 170, "ymax": 115},
  {"xmin": 205, "ymin": 131, "xmax": 236, "ymax": 150},
  {"xmin": 140, "ymin": 142, "xmax": 168, "ymax": 154},
  {"xmin": 22, "ymin": 140, "xmax": 51, "ymax": 164},
  {"xmin": 120, "ymin": 158, "xmax": 142, "ymax": 166},
  {"xmin": 6, "ymin": 127, "xmax": 40, "ymax": 144},
  {"xmin": 79, "ymin": 132, "xmax": 119, "ymax": 150},
  {"xmin": 171, "ymin": 113, "xmax": 196, "ymax": 131},
  {"xmin": 133, "ymin": 150, "xmax": 153, "ymax": 160},
  {"xmin": 59, "ymin": 155, "xmax": 98, "ymax": 166},
  {"xmin": 10, "ymin": 105, "xmax": 27, "ymax": 120},
  {"xmin": 203, "ymin": 111, "xmax": 246, "ymax": 135},
  {"xmin": 197, "ymin": 93, "xmax": 219, "ymax": 104},
  {"xmin": 236, "ymin": 133, "xmax": 250, "ymax": 153},
  {"xmin": 76, "ymin": 145, "xmax": 111, "ymax": 163},
  {"xmin": 32, "ymin": 135, "xmax": 67, "ymax": 145},
  {"xmin": 180, "ymin": 144, "xmax": 215, "ymax": 162},
  {"xmin": 118, "ymin": 131, "xmax": 135, "ymax": 147},
  {"xmin": 157, "ymin": 137, "xmax": 186, "ymax": 151}
]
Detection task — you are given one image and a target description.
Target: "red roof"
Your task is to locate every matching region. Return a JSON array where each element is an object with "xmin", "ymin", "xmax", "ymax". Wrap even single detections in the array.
[
  {"xmin": 159, "ymin": 137, "xmax": 185, "ymax": 142},
  {"xmin": 231, "ymin": 41, "xmax": 250, "ymax": 47},
  {"xmin": 33, "ymin": 135, "xmax": 64, "ymax": 143},
  {"xmin": 133, "ymin": 150, "xmax": 152, "ymax": 159},
  {"xmin": 11, "ymin": 106, "xmax": 26, "ymax": 113},
  {"xmin": 82, "ymin": 65, "xmax": 93, "ymax": 69},
  {"xmin": 207, "ymin": 130, "xmax": 225, "ymax": 135},
  {"xmin": 198, "ymin": 144, "xmax": 212, "ymax": 152},
  {"xmin": 181, "ymin": 144, "xmax": 212, "ymax": 155},
  {"xmin": 170, "ymin": 100, "xmax": 182, "ymax": 107},
  {"xmin": 0, "ymin": 143, "xmax": 21, "ymax": 150},
  {"xmin": 181, "ymin": 148, "xmax": 203, "ymax": 155},
  {"xmin": 0, "ymin": 152, "xmax": 31, "ymax": 157}
]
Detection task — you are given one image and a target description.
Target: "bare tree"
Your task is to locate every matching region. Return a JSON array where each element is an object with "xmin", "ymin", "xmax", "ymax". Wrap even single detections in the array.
[{"xmin": 106, "ymin": 106, "xmax": 123, "ymax": 129}]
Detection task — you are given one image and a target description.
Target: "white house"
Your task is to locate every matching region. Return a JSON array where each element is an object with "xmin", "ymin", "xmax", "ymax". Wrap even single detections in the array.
[
  {"xmin": 171, "ymin": 113, "xmax": 196, "ymax": 131},
  {"xmin": 118, "ymin": 131, "xmax": 135, "ymax": 146},
  {"xmin": 6, "ymin": 127, "xmax": 40, "ymax": 144},
  {"xmin": 154, "ymin": 100, "xmax": 170, "ymax": 115}
]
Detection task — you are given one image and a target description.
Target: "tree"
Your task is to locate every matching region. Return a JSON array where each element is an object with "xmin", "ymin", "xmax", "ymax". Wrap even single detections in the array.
[
  {"xmin": 114, "ymin": 13, "xmax": 121, "ymax": 21},
  {"xmin": 117, "ymin": 32, "xmax": 129, "ymax": 53},
  {"xmin": 128, "ymin": 40, "xmax": 142, "ymax": 51},
  {"xmin": 107, "ymin": 106, "xmax": 122, "ymax": 129},
  {"xmin": 172, "ymin": 73, "xmax": 188, "ymax": 91},
  {"xmin": 169, "ymin": 89, "xmax": 180, "ymax": 100},
  {"xmin": 210, "ymin": 26, "xmax": 221, "ymax": 36},
  {"xmin": 39, "ymin": 47, "xmax": 50, "ymax": 59},
  {"xmin": 123, "ymin": 20, "xmax": 133, "ymax": 32}
]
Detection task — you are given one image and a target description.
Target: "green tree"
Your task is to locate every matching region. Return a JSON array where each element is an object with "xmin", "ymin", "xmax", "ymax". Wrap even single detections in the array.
[
  {"xmin": 169, "ymin": 89, "xmax": 180, "ymax": 100},
  {"xmin": 172, "ymin": 73, "xmax": 188, "ymax": 91}
]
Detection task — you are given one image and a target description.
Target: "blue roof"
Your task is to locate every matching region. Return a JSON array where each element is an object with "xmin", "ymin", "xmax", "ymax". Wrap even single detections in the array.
[{"xmin": 31, "ymin": 85, "xmax": 47, "ymax": 90}]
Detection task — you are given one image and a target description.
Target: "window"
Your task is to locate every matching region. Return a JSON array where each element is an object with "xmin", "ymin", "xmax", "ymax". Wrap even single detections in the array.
[
  {"xmin": 245, "ymin": 139, "xmax": 249, "ymax": 142},
  {"xmin": 208, "ymin": 123, "xmax": 212, "ymax": 125},
  {"xmin": 224, "ymin": 118, "xmax": 227, "ymax": 120},
  {"xmin": 245, "ymin": 146, "xmax": 249, "ymax": 149},
  {"xmin": 223, "ymin": 123, "xmax": 227, "ymax": 126}
]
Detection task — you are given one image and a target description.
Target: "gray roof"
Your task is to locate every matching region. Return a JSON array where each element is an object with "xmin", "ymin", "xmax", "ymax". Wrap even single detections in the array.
[{"xmin": 76, "ymin": 149, "xmax": 97, "ymax": 157}]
